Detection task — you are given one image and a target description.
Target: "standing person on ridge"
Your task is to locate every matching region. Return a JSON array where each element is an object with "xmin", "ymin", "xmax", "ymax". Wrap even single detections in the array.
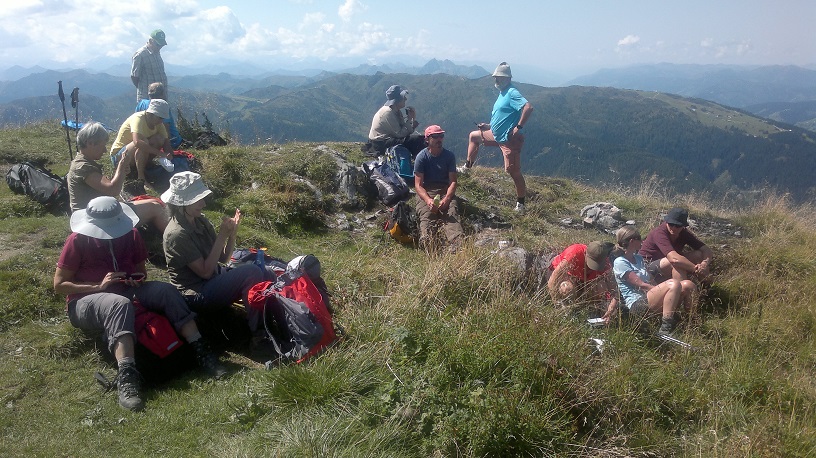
[
  {"xmin": 413, "ymin": 124, "xmax": 464, "ymax": 252},
  {"xmin": 131, "ymin": 29, "xmax": 168, "ymax": 103},
  {"xmin": 460, "ymin": 62, "xmax": 533, "ymax": 213}
]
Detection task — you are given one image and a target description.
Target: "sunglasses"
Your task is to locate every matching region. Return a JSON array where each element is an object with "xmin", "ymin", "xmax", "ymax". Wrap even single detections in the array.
[
  {"xmin": 668, "ymin": 223, "xmax": 684, "ymax": 228},
  {"xmin": 428, "ymin": 133, "xmax": 444, "ymax": 139}
]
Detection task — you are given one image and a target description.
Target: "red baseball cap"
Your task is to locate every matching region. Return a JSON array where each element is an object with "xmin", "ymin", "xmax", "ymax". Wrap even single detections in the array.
[{"xmin": 424, "ymin": 125, "xmax": 445, "ymax": 138}]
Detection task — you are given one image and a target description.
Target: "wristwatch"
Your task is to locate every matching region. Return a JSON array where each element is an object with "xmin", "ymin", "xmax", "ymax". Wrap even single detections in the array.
[{"xmin": 516, "ymin": 125, "xmax": 523, "ymax": 129}]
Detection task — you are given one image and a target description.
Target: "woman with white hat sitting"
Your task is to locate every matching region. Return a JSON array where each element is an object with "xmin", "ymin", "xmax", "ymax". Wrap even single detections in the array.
[
  {"xmin": 161, "ymin": 172, "xmax": 268, "ymax": 331},
  {"xmin": 54, "ymin": 196, "xmax": 226, "ymax": 411}
]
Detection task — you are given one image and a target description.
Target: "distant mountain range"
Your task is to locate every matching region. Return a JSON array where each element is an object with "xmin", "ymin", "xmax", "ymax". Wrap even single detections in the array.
[
  {"xmin": 568, "ymin": 63, "xmax": 816, "ymax": 131},
  {"xmin": 1, "ymin": 63, "xmax": 815, "ymax": 200}
]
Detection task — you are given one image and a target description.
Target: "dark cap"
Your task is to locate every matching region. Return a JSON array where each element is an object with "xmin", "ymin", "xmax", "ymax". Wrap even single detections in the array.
[{"xmin": 664, "ymin": 207, "xmax": 689, "ymax": 227}]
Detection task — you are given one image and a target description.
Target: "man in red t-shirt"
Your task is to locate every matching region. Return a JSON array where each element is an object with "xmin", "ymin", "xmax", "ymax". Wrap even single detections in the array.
[
  {"xmin": 639, "ymin": 207, "xmax": 713, "ymax": 282},
  {"xmin": 547, "ymin": 241, "xmax": 618, "ymax": 315}
]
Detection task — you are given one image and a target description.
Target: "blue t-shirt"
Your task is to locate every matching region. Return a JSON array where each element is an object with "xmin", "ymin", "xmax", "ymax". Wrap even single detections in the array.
[
  {"xmin": 135, "ymin": 99, "xmax": 182, "ymax": 149},
  {"xmin": 413, "ymin": 147, "xmax": 456, "ymax": 187},
  {"xmin": 490, "ymin": 85, "xmax": 528, "ymax": 143},
  {"xmin": 613, "ymin": 254, "xmax": 649, "ymax": 309}
]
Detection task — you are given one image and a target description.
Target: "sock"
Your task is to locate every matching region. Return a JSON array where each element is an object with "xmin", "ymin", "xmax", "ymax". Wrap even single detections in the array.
[
  {"xmin": 517, "ymin": 197, "xmax": 525, "ymax": 205},
  {"xmin": 186, "ymin": 331, "xmax": 202, "ymax": 343},
  {"xmin": 466, "ymin": 161, "xmax": 472, "ymax": 168},
  {"xmin": 117, "ymin": 356, "xmax": 135, "ymax": 368}
]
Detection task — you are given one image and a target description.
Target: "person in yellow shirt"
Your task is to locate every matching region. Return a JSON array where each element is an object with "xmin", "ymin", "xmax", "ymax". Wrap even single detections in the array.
[{"xmin": 110, "ymin": 99, "xmax": 173, "ymax": 195}]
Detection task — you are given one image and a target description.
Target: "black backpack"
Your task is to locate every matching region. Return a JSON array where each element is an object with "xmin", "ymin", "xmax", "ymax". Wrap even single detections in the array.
[
  {"xmin": 6, "ymin": 162, "xmax": 69, "ymax": 212},
  {"xmin": 362, "ymin": 159, "xmax": 409, "ymax": 206}
]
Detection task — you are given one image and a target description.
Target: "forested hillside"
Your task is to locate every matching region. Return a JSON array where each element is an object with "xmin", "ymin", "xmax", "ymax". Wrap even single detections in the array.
[{"xmin": 2, "ymin": 71, "xmax": 814, "ymax": 201}]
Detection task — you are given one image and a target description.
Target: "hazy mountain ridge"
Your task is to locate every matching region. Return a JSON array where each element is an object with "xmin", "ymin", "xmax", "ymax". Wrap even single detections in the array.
[{"xmin": 1, "ymin": 66, "xmax": 814, "ymax": 200}]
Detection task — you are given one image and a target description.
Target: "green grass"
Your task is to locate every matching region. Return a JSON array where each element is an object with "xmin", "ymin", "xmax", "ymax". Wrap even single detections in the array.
[{"xmin": 1, "ymin": 124, "xmax": 815, "ymax": 456}]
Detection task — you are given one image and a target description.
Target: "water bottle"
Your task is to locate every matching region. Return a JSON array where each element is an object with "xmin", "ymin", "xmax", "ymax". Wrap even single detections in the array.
[{"xmin": 255, "ymin": 247, "xmax": 267, "ymax": 267}]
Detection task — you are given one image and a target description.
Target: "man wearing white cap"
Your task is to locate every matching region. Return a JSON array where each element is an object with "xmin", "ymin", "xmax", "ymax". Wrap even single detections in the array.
[
  {"xmin": 110, "ymin": 98, "xmax": 173, "ymax": 195},
  {"xmin": 460, "ymin": 62, "xmax": 533, "ymax": 213},
  {"xmin": 54, "ymin": 196, "xmax": 227, "ymax": 411}
]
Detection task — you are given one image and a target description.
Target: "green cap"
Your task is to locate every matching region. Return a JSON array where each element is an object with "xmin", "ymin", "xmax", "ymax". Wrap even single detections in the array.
[{"xmin": 150, "ymin": 29, "xmax": 167, "ymax": 46}]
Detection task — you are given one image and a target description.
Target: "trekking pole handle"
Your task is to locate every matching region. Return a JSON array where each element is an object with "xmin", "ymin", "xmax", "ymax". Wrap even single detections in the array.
[
  {"xmin": 58, "ymin": 81, "xmax": 65, "ymax": 102},
  {"xmin": 71, "ymin": 87, "xmax": 79, "ymax": 108}
]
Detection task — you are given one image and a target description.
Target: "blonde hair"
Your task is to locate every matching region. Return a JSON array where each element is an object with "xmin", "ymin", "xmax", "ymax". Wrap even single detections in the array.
[{"xmin": 616, "ymin": 225, "xmax": 641, "ymax": 249}]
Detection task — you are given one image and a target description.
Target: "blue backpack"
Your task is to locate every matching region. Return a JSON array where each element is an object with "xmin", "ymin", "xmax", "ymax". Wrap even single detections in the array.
[{"xmin": 385, "ymin": 145, "xmax": 414, "ymax": 181}]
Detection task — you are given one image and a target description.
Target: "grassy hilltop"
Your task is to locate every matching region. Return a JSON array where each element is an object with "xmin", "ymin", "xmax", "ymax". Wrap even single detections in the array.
[{"xmin": 0, "ymin": 123, "xmax": 814, "ymax": 457}]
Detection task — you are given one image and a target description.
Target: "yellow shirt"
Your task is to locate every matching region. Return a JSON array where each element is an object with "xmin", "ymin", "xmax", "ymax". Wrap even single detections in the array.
[{"xmin": 109, "ymin": 111, "xmax": 168, "ymax": 154}]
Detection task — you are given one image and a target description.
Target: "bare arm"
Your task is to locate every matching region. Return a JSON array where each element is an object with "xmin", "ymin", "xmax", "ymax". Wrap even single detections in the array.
[
  {"xmin": 547, "ymin": 261, "xmax": 571, "ymax": 297},
  {"xmin": 54, "ymin": 266, "xmax": 123, "ymax": 295},
  {"xmin": 185, "ymin": 211, "xmax": 240, "ymax": 279}
]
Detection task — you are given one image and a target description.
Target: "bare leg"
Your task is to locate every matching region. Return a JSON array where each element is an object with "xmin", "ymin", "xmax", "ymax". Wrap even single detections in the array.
[
  {"xmin": 129, "ymin": 200, "xmax": 169, "ymax": 232},
  {"xmin": 112, "ymin": 334, "xmax": 135, "ymax": 361}
]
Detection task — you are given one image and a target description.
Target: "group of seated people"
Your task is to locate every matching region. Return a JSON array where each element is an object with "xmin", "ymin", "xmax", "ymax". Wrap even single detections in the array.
[
  {"xmin": 547, "ymin": 207, "xmax": 713, "ymax": 336},
  {"xmin": 56, "ymin": 82, "xmax": 712, "ymax": 412},
  {"xmin": 58, "ymin": 113, "xmax": 273, "ymax": 411}
]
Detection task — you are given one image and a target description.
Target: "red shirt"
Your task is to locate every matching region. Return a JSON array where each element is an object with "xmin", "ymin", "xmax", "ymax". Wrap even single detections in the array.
[
  {"xmin": 639, "ymin": 222, "xmax": 705, "ymax": 261},
  {"xmin": 56, "ymin": 229, "xmax": 148, "ymax": 304},
  {"xmin": 549, "ymin": 243, "xmax": 609, "ymax": 282}
]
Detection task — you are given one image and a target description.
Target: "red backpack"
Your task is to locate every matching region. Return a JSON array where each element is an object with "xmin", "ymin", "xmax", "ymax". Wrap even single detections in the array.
[
  {"xmin": 247, "ymin": 272, "xmax": 337, "ymax": 363},
  {"xmin": 133, "ymin": 301, "xmax": 183, "ymax": 359}
]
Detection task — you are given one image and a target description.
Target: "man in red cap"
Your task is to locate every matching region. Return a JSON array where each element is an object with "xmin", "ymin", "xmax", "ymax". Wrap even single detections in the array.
[{"xmin": 413, "ymin": 125, "xmax": 463, "ymax": 252}]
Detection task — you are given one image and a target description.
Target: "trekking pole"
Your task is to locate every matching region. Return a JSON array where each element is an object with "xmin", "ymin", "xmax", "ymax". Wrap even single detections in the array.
[
  {"xmin": 71, "ymin": 87, "xmax": 79, "ymax": 154},
  {"xmin": 57, "ymin": 81, "xmax": 73, "ymax": 160}
]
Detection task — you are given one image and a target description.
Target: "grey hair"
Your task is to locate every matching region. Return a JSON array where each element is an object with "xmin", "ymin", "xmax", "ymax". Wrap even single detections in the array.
[
  {"xmin": 76, "ymin": 122, "xmax": 109, "ymax": 149},
  {"xmin": 148, "ymin": 82, "xmax": 166, "ymax": 99}
]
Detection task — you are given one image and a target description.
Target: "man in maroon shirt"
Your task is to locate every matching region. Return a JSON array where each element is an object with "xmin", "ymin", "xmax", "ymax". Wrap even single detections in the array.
[{"xmin": 639, "ymin": 207, "xmax": 713, "ymax": 282}]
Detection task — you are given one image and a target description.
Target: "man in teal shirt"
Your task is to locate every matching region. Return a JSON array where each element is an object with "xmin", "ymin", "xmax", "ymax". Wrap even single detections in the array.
[{"xmin": 460, "ymin": 62, "xmax": 533, "ymax": 213}]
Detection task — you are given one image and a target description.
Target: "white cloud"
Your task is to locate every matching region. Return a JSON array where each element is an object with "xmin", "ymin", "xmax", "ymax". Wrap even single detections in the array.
[
  {"xmin": 338, "ymin": 0, "xmax": 365, "ymax": 22},
  {"xmin": 617, "ymin": 35, "xmax": 640, "ymax": 47}
]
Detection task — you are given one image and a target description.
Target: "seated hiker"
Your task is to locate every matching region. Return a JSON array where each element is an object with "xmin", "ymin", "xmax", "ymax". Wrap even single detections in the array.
[
  {"xmin": 414, "ymin": 125, "xmax": 464, "ymax": 252},
  {"xmin": 136, "ymin": 82, "xmax": 184, "ymax": 149},
  {"xmin": 367, "ymin": 84, "xmax": 425, "ymax": 157},
  {"xmin": 547, "ymin": 241, "xmax": 618, "ymax": 315},
  {"xmin": 53, "ymin": 196, "xmax": 226, "ymax": 411},
  {"xmin": 639, "ymin": 207, "xmax": 713, "ymax": 283},
  {"xmin": 110, "ymin": 99, "xmax": 174, "ymax": 195},
  {"xmin": 68, "ymin": 121, "xmax": 168, "ymax": 232},
  {"xmin": 161, "ymin": 172, "xmax": 271, "ymax": 334},
  {"xmin": 613, "ymin": 225, "xmax": 696, "ymax": 335}
]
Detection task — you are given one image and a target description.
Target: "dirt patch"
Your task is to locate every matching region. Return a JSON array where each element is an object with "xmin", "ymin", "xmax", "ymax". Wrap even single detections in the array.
[{"xmin": 0, "ymin": 232, "xmax": 46, "ymax": 263}]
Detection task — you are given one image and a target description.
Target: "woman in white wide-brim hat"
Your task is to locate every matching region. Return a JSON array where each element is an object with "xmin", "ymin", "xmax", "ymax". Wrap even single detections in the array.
[
  {"xmin": 161, "ymin": 171, "xmax": 269, "ymax": 330},
  {"xmin": 54, "ymin": 196, "xmax": 226, "ymax": 412}
]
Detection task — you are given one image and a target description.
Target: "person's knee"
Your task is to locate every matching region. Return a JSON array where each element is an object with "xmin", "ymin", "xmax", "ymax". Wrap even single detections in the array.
[
  {"xmin": 468, "ymin": 131, "xmax": 482, "ymax": 143},
  {"xmin": 558, "ymin": 280, "xmax": 574, "ymax": 296}
]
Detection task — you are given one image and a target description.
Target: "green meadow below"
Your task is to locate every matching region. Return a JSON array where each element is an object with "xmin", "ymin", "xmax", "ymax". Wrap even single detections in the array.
[{"xmin": 0, "ymin": 123, "xmax": 814, "ymax": 457}]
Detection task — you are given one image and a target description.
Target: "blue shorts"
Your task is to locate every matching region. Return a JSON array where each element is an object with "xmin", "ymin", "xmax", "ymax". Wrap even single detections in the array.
[{"xmin": 111, "ymin": 146, "xmax": 128, "ymax": 168}]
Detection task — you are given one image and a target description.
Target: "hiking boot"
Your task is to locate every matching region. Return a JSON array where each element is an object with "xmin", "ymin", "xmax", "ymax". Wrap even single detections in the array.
[
  {"xmin": 115, "ymin": 363, "xmax": 144, "ymax": 411},
  {"xmin": 191, "ymin": 339, "xmax": 227, "ymax": 380},
  {"xmin": 657, "ymin": 314, "xmax": 679, "ymax": 336},
  {"xmin": 514, "ymin": 202, "xmax": 525, "ymax": 214},
  {"xmin": 456, "ymin": 164, "xmax": 471, "ymax": 174}
]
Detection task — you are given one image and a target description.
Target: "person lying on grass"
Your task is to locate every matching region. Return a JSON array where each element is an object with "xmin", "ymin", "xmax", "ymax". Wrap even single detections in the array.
[
  {"xmin": 53, "ymin": 196, "xmax": 226, "ymax": 411},
  {"xmin": 612, "ymin": 225, "xmax": 697, "ymax": 335},
  {"xmin": 67, "ymin": 121, "xmax": 168, "ymax": 232}
]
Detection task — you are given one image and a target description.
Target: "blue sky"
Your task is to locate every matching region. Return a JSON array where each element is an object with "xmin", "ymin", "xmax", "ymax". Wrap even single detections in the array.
[{"xmin": 0, "ymin": 0, "xmax": 813, "ymax": 80}]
